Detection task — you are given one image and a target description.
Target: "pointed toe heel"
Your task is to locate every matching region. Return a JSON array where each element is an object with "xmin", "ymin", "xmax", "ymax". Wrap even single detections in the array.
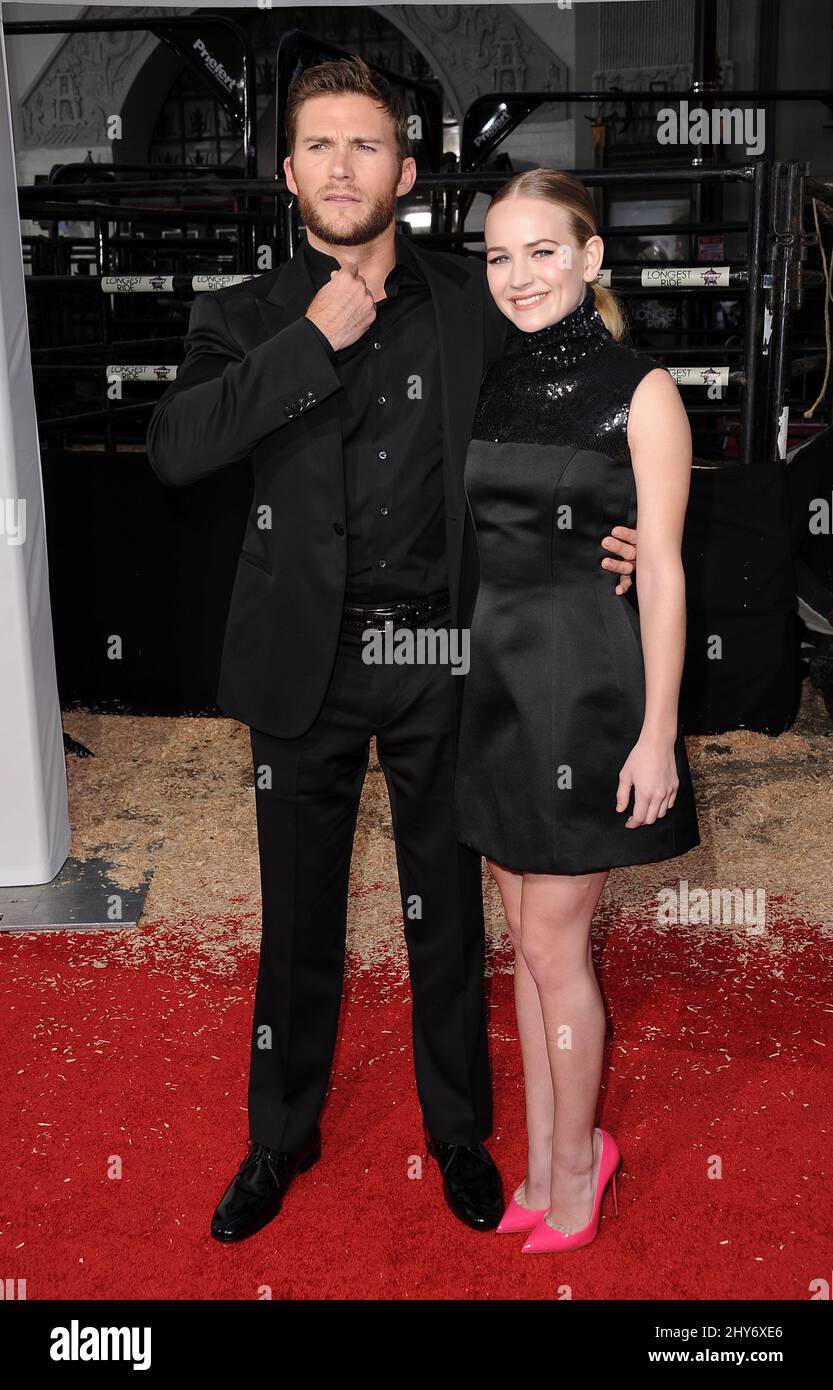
[
  {"xmin": 496, "ymin": 1186, "xmax": 548, "ymax": 1234},
  {"xmin": 521, "ymin": 1128, "xmax": 622, "ymax": 1254}
]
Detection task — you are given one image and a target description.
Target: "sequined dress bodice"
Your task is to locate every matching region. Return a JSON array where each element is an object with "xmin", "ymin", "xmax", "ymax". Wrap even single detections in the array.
[{"xmin": 471, "ymin": 288, "xmax": 661, "ymax": 465}]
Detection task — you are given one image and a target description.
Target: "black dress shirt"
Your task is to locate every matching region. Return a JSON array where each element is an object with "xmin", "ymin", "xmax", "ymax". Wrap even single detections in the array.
[{"xmin": 301, "ymin": 230, "xmax": 447, "ymax": 604}]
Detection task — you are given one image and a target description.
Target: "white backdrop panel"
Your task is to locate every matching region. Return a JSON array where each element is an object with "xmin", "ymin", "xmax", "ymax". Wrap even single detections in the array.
[{"xmin": 0, "ymin": 13, "xmax": 69, "ymax": 886}]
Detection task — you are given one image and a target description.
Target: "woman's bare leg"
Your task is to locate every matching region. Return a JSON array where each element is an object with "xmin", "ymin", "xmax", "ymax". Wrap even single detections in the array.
[
  {"xmin": 518, "ymin": 871, "xmax": 609, "ymax": 1232},
  {"xmin": 486, "ymin": 857, "xmax": 553, "ymax": 1210}
]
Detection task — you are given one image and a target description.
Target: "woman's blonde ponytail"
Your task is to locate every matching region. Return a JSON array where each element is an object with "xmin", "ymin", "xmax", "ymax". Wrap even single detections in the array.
[{"xmin": 589, "ymin": 281, "xmax": 626, "ymax": 341}]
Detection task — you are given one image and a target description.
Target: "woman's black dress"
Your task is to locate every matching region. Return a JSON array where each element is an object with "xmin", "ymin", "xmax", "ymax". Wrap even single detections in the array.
[{"xmin": 452, "ymin": 290, "xmax": 700, "ymax": 875}]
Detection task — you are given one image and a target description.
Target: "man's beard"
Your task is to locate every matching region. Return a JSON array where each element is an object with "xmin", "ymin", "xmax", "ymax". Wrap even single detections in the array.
[{"xmin": 295, "ymin": 182, "xmax": 400, "ymax": 246}]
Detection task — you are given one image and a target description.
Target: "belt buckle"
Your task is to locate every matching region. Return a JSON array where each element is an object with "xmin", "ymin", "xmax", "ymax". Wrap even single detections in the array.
[{"xmin": 362, "ymin": 606, "xmax": 394, "ymax": 629}]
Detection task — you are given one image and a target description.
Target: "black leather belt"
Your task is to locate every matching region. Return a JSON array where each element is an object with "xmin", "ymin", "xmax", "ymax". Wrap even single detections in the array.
[{"xmin": 341, "ymin": 588, "xmax": 450, "ymax": 630}]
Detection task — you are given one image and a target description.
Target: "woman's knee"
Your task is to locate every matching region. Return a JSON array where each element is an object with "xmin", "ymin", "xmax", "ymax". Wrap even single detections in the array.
[
  {"xmin": 518, "ymin": 902, "xmax": 593, "ymax": 979},
  {"xmin": 519, "ymin": 928, "xmax": 579, "ymax": 982}
]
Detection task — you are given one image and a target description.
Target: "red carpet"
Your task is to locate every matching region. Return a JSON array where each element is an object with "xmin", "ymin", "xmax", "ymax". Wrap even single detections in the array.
[{"xmin": 2, "ymin": 905, "xmax": 831, "ymax": 1300}]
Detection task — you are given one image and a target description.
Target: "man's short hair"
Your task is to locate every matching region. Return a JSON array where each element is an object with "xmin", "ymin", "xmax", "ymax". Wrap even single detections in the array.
[{"xmin": 285, "ymin": 54, "xmax": 412, "ymax": 162}]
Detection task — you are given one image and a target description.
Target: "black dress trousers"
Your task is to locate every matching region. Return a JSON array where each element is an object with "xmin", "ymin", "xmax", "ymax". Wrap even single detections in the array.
[{"xmin": 246, "ymin": 619, "xmax": 492, "ymax": 1153}]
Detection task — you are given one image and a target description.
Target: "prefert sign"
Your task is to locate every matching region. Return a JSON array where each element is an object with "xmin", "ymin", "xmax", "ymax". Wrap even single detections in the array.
[{"xmin": 192, "ymin": 37, "xmax": 239, "ymax": 94}]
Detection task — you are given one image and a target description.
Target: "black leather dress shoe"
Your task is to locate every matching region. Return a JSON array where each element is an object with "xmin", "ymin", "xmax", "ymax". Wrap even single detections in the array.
[
  {"xmin": 424, "ymin": 1131, "xmax": 505, "ymax": 1230},
  {"xmin": 210, "ymin": 1127, "xmax": 321, "ymax": 1242}
]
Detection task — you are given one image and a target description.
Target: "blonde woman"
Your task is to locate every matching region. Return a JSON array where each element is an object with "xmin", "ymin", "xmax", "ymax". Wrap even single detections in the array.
[{"xmin": 452, "ymin": 169, "xmax": 700, "ymax": 1253}]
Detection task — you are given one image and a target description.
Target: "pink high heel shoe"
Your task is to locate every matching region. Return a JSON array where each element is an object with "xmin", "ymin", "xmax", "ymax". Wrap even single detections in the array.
[
  {"xmin": 521, "ymin": 1127, "xmax": 621, "ymax": 1254},
  {"xmin": 496, "ymin": 1182, "xmax": 548, "ymax": 1234}
]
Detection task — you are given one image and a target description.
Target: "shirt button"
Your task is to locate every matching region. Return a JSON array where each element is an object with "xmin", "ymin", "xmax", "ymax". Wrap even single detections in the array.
[
  {"xmin": 377, "ymin": 395, "xmax": 386, "ymax": 404},
  {"xmin": 380, "ymin": 506, "xmax": 389, "ymax": 515},
  {"xmin": 378, "ymin": 450, "xmax": 387, "ymax": 459},
  {"xmin": 378, "ymin": 559, "xmax": 387, "ymax": 568},
  {"xmin": 373, "ymin": 342, "xmax": 381, "ymax": 350}
]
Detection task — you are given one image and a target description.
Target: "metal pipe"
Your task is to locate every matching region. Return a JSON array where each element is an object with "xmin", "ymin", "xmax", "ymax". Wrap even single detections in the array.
[
  {"xmin": 17, "ymin": 165, "xmax": 761, "ymax": 201},
  {"xmin": 766, "ymin": 162, "xmax": 801, "ymax": 460},
  {"xmin": 31, "ymin": 336, "xmax": 185, "ymax": 360},
  {"xmin": 37, "ymin": 402, "xmax": 155, "ymax": 434},
  {"xmin": 740, "ymin": 158, "xmax": 768, "ymax": 464}
]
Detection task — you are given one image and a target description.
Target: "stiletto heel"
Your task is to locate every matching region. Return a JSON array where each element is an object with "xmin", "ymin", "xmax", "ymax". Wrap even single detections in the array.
[{"xmin": 522, "ymin": 1128, "xmax": 622, "ymax": 1254}]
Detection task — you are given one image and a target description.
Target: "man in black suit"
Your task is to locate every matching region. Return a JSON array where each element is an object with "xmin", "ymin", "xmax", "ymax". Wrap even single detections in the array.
[{"xmin": 146, "ymin": 56, "xmax": 638, "ymax": 1242}]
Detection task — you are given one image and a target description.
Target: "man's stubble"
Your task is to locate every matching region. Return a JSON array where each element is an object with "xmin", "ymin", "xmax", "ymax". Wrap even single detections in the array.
[{"xmin": 293, "ymin": 171, "xmax": 401, "ymax": 248}]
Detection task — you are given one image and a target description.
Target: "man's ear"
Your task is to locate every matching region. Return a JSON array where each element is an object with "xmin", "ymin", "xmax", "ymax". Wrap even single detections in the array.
[
  {"xmin": 284, "ymin": 155, "xmax": 297, "ymax": 194},
  {"xmin": 397, "ymin": 155, "xmax": 417, "ymax": 197}
]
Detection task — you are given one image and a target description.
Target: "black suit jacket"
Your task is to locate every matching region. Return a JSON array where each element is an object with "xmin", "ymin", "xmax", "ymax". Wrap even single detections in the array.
[{"xmin": 146, "ymin": 240, "xmax": 510, "ymax": 738}]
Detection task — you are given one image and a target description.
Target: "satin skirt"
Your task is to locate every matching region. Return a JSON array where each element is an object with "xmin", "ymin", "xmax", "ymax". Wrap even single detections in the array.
[{"xmin": 452, "ymin": 439, "xmax": 700, "ymax": 875}]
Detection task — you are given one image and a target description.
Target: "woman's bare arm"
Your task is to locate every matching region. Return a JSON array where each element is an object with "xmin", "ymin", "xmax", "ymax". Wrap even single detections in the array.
[{"xmin": 616, "ymin": 367, "xmax": 692, "ymax": 827}]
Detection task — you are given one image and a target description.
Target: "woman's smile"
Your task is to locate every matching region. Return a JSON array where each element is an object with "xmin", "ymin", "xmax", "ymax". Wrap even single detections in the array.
[{"xmin": 510, "ymin": 290, "xmax": 551, "ymax": 310}]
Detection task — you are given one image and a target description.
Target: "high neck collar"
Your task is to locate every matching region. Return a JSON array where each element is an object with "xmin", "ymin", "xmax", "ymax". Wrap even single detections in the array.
[{"xmin": 506, "ymin": 287, "xmax": 609, "ymax": 365}]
